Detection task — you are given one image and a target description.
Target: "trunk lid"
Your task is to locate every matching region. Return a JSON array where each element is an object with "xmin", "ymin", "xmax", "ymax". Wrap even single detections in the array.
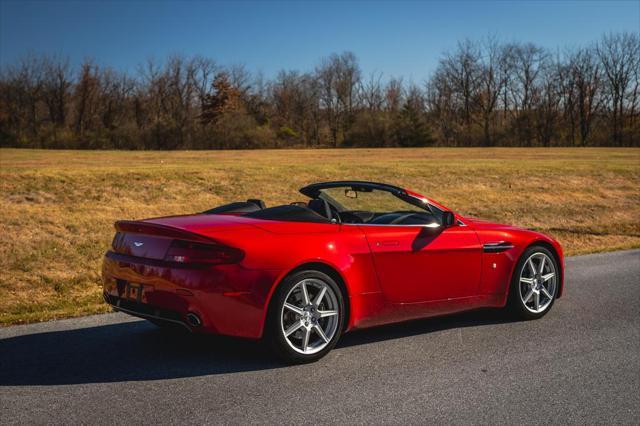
[
  {"xmin": 111, "ymin": 232, "xmax": 174, "ymax": 260},
  {"xmin": 111, "ymin": 214, "xmax": 255, "ymax": 259}
]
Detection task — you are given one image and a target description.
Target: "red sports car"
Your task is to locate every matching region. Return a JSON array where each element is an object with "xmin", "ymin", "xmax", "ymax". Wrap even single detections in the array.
[{"xmin": 102, "ymin": 181, "xmax": 564, "ymax": 363}]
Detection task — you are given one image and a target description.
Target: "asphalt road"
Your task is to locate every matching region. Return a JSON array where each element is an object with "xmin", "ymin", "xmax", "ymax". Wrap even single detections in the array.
[{"xmin": 1, "ymin": 250, "xmax": 639, "ymax": 425}]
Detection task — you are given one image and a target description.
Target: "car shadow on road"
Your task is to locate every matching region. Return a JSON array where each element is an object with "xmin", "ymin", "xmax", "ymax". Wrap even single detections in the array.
[{"xmin": 0, "ymin": 309, "xmax": 514, "ymax": 386}]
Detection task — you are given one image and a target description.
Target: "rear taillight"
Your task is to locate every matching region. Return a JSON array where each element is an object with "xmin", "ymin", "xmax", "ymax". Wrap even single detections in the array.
[
  {"xmin": 164, "ymin": 239, "xmax": 244, "ymax": 265},
  {"xmin": 112, "ymin": 232, "xmax": 123, "ymax": 250}
]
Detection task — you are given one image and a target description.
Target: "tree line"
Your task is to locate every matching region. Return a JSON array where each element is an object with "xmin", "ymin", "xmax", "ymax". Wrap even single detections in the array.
[{"xmin": 1, "ymin": 32, "xmax": 638, "ymax": 149}]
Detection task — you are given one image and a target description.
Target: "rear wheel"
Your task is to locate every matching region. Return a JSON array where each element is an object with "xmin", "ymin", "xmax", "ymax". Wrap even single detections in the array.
[
  {"xmin": 508, "ymin": 246, "xmax": 559, "ymax": 320},
  {"xmin": 267, "ymin": 270, "xmax": 344, "ymax": 363}
]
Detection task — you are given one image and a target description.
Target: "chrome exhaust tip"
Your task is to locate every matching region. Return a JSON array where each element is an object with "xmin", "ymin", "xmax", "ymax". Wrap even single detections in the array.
[{"xmin": 186, "ymin": 313, "xmax": 202, "ymax": 327}]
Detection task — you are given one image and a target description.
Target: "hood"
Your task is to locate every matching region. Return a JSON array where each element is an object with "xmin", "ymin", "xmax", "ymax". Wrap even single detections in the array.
[
  {"xmin": 462, "ymin": 216, "xmax": 520, "ymax": 230},
  {"xmin": 463, "ymin": 216, "xmax": 559, "ymax": 248}
]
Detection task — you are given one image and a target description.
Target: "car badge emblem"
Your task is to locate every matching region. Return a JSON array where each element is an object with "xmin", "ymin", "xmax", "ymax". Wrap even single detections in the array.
[{"xmin": 133, "ymin": 242, "xmax": 144, "ymax": 247}]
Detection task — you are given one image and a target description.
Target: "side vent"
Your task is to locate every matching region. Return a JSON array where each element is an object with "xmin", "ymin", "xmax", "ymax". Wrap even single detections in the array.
[{"xmin": 483, "ymin": 241, "xmax": 514, "ymax": 253}]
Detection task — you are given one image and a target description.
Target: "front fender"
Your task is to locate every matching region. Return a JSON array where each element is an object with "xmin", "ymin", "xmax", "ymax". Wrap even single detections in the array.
[{"xmin": 473, "ymin": 226, "xmax": 564, "ymax": 305}]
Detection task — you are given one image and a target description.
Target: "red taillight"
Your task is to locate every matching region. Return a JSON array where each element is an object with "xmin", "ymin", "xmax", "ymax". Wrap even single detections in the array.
[{"xmin": 164, "ymin": 239, "xmax": 244, "ymax": 265}]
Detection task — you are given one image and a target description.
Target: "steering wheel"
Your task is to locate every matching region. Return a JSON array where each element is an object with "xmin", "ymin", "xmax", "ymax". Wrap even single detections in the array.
[
  {"xmin": 328, "ymin": 204, "xmax": 342, "ymax": 223},
  {"xmin": 390, "ymin": 212, "xmax": 421, "ymax": 224},
  {"xmin": 339, "ymin": 211, "xmax": 365, "ymax": 223}
]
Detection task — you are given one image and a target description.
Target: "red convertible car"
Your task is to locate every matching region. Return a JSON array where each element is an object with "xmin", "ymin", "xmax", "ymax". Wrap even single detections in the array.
[{"xmin": 102, "ymin": 181, "xmax": 564, "ymax": 363}]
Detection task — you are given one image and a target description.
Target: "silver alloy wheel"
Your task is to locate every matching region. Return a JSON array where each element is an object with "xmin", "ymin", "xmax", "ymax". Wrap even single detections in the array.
[
  {"xmin": 518, "ymin": 252, "xmax": 557, "ymax": 314},
  {"xmin": 280, "ymin": 278, "xmax": 339, "ymax": 355}
]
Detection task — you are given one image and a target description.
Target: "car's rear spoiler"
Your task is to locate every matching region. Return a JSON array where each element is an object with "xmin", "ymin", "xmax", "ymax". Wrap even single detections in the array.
[{"xmin": 114, "ymin": 220, "xmax": 214, "ymax": 243}]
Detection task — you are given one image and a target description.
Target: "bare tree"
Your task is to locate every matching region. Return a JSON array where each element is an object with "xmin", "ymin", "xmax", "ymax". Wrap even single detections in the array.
[
  {"xmin": 316, "ymin": 52, "xmax": 361, "ymax": 146},
  {"xmin": 74, "ymin": 60, "xmax": 100, "ymax": 136},
  {"xmin": 570, "ymin": 47, "xmax": 603, "ymax": 145},
  {"xmin": 359, "ymin": 72, "xmax": 385, "ymax": 112},
  {"xmin": 440, "ymin": 40, "xmax": 481, "ymax": 140},
  {"xmin": 99, "ymin": 68, "xmax": 135, "ymax": 134},
  {"xmin": 228, "ymin": 63, "xmax": 252, "ymax": 98},
  {"xmin": 384, "ymin": 77, "xmax": 404, "ymax": 114},
  {"xmin": 190, "ymin": 56, "xmax": 218, "ymax": 112},
  {"xmin": 0, "ymin": 54, "xmax": 45, "ymax": 143},
  {"xmin": 506, "ymin": 43, "xmax": 549, "ymax": 145},
  {"xmin": 271, "ymin": 70, "xmax": 306, "ymax": 143},
  {"xmin": 629, "ymin": 55, "xmax": 640, "ymax": 132},
  {"xmin": 474, "ymin": 37, "xmax": 509, "ymax": 146},
  {"xmin": 534, "ymin": 61, "xmax": 562, "ymax": 146},
  {"xmin": 597, "ymin": 32, "xmax": 640, "ymax": 145},
  {"xmin": 41, "ymin": 56, "xmax": 72, "ymax": 128},
  {"xmin": 425, "ymin": 70, "xmax": 456, "ymax": 145}
]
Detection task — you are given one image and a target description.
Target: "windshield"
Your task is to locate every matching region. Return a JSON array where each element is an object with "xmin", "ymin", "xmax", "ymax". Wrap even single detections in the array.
[{"xmin": 319, "ymin": 187, "xmax": 428, "ymax": 213}]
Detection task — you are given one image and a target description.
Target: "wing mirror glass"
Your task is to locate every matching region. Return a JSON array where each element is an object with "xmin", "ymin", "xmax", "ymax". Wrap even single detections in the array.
[{"xmin": 442, "ymin": 211, "xmax": 455, "ymax": 228}]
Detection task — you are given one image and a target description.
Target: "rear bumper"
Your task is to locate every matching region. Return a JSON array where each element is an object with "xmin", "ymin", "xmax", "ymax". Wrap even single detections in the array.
[
  {"xmin": 104, "ymin": 292, "xmax": 194, "ymax": 331},
  {"xmin": 101, "ymin": 251, "xmax": 280, "ymax": 338}
]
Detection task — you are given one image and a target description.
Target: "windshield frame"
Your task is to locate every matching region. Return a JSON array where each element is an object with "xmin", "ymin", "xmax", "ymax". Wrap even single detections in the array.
[{"xmin": 300, "ymin": 181, "xmax": 438, "ymax": 215}]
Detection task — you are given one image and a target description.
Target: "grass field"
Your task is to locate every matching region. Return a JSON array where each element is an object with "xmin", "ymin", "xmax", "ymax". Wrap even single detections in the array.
[{"xmin": 1, "ymin": 148, "xmax": 639, "ymax": 325}]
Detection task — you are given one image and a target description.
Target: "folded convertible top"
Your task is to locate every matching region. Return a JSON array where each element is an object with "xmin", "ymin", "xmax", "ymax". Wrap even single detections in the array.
[{"xmin": 244, "ymin": 205, "xmax": 330, "ymax": 223}]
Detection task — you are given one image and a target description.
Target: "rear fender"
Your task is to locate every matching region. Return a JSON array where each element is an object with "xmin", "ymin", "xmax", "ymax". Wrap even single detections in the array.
[{"xmin": 256, "ymin": 232, "xmax": 382, "ymax": 337}]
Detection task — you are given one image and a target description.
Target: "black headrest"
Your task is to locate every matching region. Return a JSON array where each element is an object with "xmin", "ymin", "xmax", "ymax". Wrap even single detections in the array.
[
  {"xmin": 308, "ymin": 199, "xmax": 331, "ymax": 219},
  {"xmin": 203, "ymin": 201, "xmax": 261, "ymax": 214},
  {"xmin": 247, "ymin": 199, "xmax": 266, "ymax": 209}
]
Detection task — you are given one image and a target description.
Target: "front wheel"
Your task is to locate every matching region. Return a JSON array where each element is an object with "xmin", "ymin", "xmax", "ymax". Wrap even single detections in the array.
[
  {"xmin": 508, "ymin": 246, "xmax": 559, "ymax": 320},
  {"xmin": 267, "ymin": 270, "xmax": 345, "ymax": 363}
]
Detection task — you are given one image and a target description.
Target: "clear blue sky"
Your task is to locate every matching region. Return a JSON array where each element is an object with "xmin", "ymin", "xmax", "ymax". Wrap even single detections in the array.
[{"xmin": 1, "ymin": 0, "xmax": 638, "ymax": 80}]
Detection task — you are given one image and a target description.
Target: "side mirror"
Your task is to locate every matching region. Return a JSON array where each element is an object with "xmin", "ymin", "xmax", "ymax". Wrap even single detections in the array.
[{"xmin": 442, "ymin": 211, "xmax": 456, "ymax": 228}]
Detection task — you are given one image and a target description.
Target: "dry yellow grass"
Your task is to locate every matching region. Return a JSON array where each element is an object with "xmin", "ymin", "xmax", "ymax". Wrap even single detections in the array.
[{"xmin": 1, "ymin": 147, "xmax": 639, "ymax": 325}]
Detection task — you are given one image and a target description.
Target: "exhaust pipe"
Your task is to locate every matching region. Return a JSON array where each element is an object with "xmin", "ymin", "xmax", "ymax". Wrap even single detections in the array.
[{"xmin": 186, "ymin": 313, "xmax": 202, "ymax": 327}]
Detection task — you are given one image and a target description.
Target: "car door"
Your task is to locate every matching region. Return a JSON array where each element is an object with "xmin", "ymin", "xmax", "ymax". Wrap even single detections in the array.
[{"xmin": 359, "ymin": 223, "xmax": 482, "ymax": 303}]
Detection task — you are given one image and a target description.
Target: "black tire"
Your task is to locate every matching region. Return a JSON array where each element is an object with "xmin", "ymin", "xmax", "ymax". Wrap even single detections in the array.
[
  {"xmin": 266, "ymin": 270, "xmax": 345, "ymax": 364},
  {"xmin": 507, "ymin": 245, "xmax": 559, "ymax": 320}
]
